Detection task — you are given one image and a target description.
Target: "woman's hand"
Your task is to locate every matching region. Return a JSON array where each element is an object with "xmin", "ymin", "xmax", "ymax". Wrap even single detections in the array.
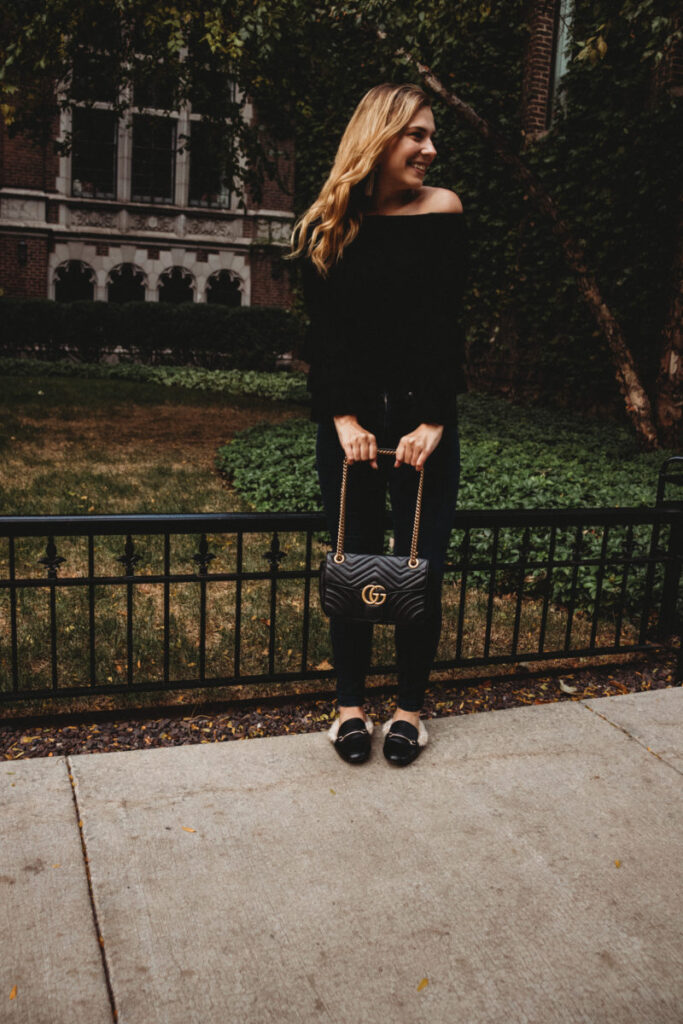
[
  {"xmin": 395, "ymin": 423, "xmax": 444, "ymax": 470},
  {"xmin": 333, "ymin": 415, "xmax": 378, "ymax": 468}
]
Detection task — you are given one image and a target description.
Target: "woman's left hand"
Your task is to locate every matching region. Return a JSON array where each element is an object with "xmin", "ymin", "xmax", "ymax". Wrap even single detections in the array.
[{"xmin": 395, "ymin": 423, "xmax": 444, "ymax": 470}]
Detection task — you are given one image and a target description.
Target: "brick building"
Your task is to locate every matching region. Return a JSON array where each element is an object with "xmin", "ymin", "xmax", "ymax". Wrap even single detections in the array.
[
  {"xmin": 0, "ymin": 70, "xmax": 294, "ymax": 307},
  {"xmin": 520, "ymin": 0, "xmax": 682, "ymax": 139}
]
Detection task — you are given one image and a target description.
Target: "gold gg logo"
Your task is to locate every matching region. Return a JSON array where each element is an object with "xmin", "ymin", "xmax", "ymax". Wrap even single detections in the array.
[{"xmin": 361, "ymin": 583, "xmax": 387, "ymax": 606}]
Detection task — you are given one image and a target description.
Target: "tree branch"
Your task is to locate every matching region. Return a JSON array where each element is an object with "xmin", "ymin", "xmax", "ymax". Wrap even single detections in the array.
[{"xmin": 394, "ymin": 45, "xmax": 660, "ymax": 448}]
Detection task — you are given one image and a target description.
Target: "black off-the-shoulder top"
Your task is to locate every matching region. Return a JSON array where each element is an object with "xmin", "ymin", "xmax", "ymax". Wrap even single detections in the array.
[{"xmin": 300, "ymin": 211, "xmax": 469, "ymax": 425}]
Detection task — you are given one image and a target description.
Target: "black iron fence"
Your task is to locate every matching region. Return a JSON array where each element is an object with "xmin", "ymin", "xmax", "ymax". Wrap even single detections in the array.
[{"xmin": 1, "ymin": 457, "xmax": 682, "ymax": 707}]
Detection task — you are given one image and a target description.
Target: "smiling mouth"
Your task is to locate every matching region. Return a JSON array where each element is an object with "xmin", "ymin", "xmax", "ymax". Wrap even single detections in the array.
[{"xmin": 408, "ymin": 162, "xmax": 429, "ymax": 173}]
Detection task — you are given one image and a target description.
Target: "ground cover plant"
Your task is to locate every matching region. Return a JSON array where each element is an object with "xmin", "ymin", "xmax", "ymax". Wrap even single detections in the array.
[
  {"xmin": 0, "ymin": 356, "xmax": 308, "ymax": 404},
  {"xmin": 216, "ymin": 393, "xmax": 681, "ymax": 616}
]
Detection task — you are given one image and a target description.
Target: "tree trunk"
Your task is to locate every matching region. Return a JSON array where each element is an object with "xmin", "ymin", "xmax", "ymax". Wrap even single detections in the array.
[
  {"xmin": 410, "ymin": 60, "xmax": 660, "ymax": 449},
  {"xmin": 655, "ymin": 197, "xmax": 683, "ymax": 448}
]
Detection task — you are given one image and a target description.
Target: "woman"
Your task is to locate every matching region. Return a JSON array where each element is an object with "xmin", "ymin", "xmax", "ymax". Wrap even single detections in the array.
[{"xmin": 290, "ymin": 82, "xmax": 469, "ymax": 766}]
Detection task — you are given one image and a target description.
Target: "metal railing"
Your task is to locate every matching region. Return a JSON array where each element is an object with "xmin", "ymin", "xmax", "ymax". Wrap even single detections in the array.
[{"xmin": 1, "ymin": 457, "xmax": 681, "ymax": 707}]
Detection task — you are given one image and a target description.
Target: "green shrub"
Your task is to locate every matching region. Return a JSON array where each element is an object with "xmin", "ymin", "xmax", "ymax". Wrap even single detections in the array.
[
  {"xmin": 0, "ymin": 298, "xmax": 60, "ymax": 357},
  {"xmin": 57, "ymin": 301, "xmax": 122, "ymax": 363},
  {"xmin": 0, "ymin": 298, "xmax": 305, "ymax": 371}
]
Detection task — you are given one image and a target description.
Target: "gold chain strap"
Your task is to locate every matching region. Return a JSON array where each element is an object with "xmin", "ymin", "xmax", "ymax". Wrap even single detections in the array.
[{"xmin": 334, "ymin": 449, "xmax": 424, "ymax": 569}]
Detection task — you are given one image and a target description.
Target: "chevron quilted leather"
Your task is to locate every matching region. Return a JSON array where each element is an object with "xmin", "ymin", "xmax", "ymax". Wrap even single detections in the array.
[{"xmin": 319, "ymin": 550, "xmax": 431, "ymax": 624}]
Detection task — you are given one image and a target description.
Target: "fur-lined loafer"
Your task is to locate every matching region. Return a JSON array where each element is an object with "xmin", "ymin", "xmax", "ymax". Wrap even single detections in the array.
[
  {"xmin": 327, "ymin": 716, "xmax": 373, "ymax": 764},
  {"xmin": 382, "ymin": 717, "xmax": 428, "ymax": 766}
]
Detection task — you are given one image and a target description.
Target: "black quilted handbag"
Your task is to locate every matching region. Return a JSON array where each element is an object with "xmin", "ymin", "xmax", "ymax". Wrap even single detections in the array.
[{"xmin": 319, "ymin": 448, "xmax": 431, "ymax": 624}]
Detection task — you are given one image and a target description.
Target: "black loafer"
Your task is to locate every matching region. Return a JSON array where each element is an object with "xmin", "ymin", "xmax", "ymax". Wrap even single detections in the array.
[
  {"xmin": 328, "ymin": 716, "xmax": 373, "ymax": 764},
  {"xmin": 382, "ymin": 718, "xmax": 428, "ymax": 766}
]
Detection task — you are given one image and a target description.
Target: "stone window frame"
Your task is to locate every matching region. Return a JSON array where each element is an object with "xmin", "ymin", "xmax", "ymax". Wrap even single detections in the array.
[
  {"xmin": 53, "ymin": 258, "xmax": 97, "ymax": 301},
  {"xmin": 106, "ymin": 261, "xmax": 148, "ymax": 302},
  {"xmin": 158, "ymin": 264, "xmax": 196, "ymax": 303},
  {"xmin": 205, "ymin": 268, "xmax": 244, "ymax": 306},
  {"xmin": 48, "ymin": 241, "xmax": 249, "ymax": 303},
  {"xmin": 58, "ymin": 61, "xmax": 247, "ymax": 213},
  {"xmin": 70, "ymin": 105, "xmax": 119, "ymax": 200},
  {"xmin": 548, "ymin": 0, "xmax": 576, "ymax": 126},
  {"xmin": 186, "ymin": 111, "xmax": 236, "ymax": 211}
]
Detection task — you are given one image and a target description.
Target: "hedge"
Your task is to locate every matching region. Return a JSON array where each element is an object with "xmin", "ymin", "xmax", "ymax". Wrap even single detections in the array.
[{"xmin": 0, "ymin": 298, "xmax": 305, "ymax": 371}]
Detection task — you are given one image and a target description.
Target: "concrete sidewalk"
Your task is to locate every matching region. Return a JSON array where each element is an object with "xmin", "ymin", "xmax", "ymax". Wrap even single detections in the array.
[{"xmin": 2, "ymin": 689, "xmax": 682, "ymax": 1024}]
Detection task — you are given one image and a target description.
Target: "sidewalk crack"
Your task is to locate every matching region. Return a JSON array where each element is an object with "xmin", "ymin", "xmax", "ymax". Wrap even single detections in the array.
[
  {"xmin": 66, "ymin": 756, "xmax": 119, "ymax": 1022},
  {"xmin": 580, "ymin": 701, "xmax": 682, "ymax": 776}
]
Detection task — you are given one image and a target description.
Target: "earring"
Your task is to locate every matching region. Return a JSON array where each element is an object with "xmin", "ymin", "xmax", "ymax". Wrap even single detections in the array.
[{"xmin": 364, "ymin": 169, "xmax": 375, "ymax": 197}]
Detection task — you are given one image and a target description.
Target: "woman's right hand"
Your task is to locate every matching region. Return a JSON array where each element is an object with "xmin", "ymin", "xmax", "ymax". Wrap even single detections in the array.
[{"xmin": 333, "ymin": 415, "xmax": 378, "ymax": 469}]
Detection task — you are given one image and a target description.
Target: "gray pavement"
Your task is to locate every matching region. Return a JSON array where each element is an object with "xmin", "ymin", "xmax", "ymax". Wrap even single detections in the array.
[{"xmin": 2, "ymin": 688, "xmax": 682, "ymax": 1024}]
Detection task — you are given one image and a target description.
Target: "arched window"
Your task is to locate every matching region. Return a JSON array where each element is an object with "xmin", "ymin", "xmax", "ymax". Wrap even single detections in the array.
[
  {"xmin": 158, "ymin": 266, "xmax": 194, "ymax": 304},
  {"xmin": 107, "ymin": 264, "xmax": 146, "ymax": 303},
  {"xmin": 206, "ymin": 269, "xmax": 242, "ymax": 307},
  {"xmin": 54, "ymin": 260, "xmax": 96, "ymax": 301}
]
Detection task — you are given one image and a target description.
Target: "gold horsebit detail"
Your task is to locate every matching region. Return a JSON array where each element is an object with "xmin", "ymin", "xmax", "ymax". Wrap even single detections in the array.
[{"xmin": 361, "ymin": 583, "xmax": 387, "ymax": 606}]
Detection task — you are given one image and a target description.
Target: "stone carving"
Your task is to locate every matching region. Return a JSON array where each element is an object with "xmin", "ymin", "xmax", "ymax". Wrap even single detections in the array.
[
  {"xmin": 185, "ymin": 217, "xmax": 242, "ymax": 239},
  {"xmin": 54, "ymin": 259, "xmax": 96, "ymax": 283},
  {"xmin": 69, "ymin": 208, "xmax": 119, "ymax": 228},
  {"xmin": 1, "ymin": 197, "xmax": 45, "ymax": 222},
  {"xmin": 129, "ymin": 213, "xmax": 177, "ymax": 233}
]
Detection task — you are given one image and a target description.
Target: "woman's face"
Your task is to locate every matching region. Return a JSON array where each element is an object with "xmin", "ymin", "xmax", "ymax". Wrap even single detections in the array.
[{"xmin": 376, "ymin": 105, "xmax": 437, "ymax": 191}]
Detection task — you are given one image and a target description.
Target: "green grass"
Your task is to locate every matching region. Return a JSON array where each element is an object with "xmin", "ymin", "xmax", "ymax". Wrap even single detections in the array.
[
  {"xmin": 0, "ymin": 372, "xmax": 302, "ymax": 516},
  {"xmin": 0, "ymin": 372, "xmax": 319, "ymax": 705}
]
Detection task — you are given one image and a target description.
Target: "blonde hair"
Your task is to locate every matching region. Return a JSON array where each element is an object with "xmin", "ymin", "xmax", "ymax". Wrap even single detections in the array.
[{"xmin": 289, "ymin": 83, "xmax": 430, "ymax": 276}]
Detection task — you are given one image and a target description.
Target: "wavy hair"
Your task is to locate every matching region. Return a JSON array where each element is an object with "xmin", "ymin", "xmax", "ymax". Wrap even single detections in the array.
[{"xmin": 289, "ymin": 83, "xmax": 430, "ymax": 276}]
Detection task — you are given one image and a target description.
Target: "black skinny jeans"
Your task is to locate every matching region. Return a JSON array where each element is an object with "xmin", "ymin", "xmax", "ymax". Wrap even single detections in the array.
[{"xmin": 315, "ymin": 392, "xmax": 461, "ymax": 712}]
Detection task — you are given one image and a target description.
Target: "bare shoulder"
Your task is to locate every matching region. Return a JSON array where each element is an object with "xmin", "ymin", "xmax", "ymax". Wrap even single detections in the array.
[{"xmin": 418, "ymin": 187, "xmax": 463, "ymax": 214}]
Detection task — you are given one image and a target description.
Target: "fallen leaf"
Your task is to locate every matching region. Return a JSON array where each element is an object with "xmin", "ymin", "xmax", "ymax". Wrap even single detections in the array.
[
  {"xmin": 559, "ymin": 680, "xmax": 578, "ymax": 694},
  {"xmin": 330, "ymin": 788, "xmax": 336, "ymax": 795},
  {"xmin": 182, "ymin": 826, "xmax": 196, "ymax": 833},
  {"xmin": 315, "ymin": 659, "xmax": 333, "ymax": 671},
  {"xmin": 417, "ymin": 978, "xmax": 429, "ymax": 992},
  {"xmin": 52, "ymin": 864, "xmax": 60, "ymax": 869},
  {"xmin": 9, "ymin": 986, "xmax": 17, "ymax": 1000},
  {"xmin": 614, "ymin": 859, "xmax": 621, "ymax": 868}
]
